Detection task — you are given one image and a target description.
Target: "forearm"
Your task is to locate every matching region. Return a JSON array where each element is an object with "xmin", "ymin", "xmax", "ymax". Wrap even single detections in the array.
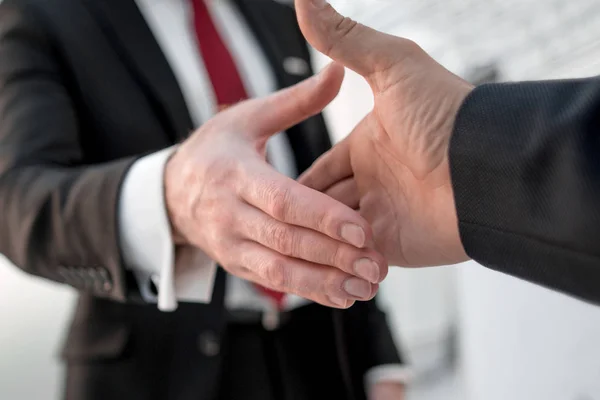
[
  {"xmin": 450, "ymin": 77, "xmax": 600, "ymax": 303},
  {"xmin": 0, "ymin": 159, "xmax": 135, "ymax": 301}
]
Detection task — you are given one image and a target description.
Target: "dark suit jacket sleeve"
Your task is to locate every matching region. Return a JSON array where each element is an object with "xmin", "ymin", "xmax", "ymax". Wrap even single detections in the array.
[
  {"xmin": 0, "ymin": 2, "xmax": 136, "ymax": 302},
  {"xmin": 344, "ymin": 299, "xmax": 404, "ymax": 375},
  {"xmin": 450, "ymin": 77, "xmax": 600, "ymax": 304}
]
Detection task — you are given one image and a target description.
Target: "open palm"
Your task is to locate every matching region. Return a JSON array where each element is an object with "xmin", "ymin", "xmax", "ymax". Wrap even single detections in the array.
[{"xmin": 297, "ymin": 0, "xmax": 473, "ymax": 267}]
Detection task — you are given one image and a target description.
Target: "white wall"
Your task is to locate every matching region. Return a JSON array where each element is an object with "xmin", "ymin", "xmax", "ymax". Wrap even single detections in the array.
[{"xmin": 458, "ymin": 265, "xmax": 600, "ymax": 400}]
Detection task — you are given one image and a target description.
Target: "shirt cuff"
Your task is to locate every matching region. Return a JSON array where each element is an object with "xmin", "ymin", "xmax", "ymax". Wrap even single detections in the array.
[
  {"xmin": 118, "ymin": 147, "xmax": 217, "ymax": 311},
  {"xmin": 364, "ymin": 364, "xmax": 413, "ymax": 390}
]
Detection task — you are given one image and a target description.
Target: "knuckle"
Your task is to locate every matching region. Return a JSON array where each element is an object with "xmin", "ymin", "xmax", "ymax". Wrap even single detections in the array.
[
  {"xmin": 235, "ymin": 246, "xmax": 253, "ymax": 269},
  {"xmin": 214, "ymin": 205, "xmax": 235, "ymax": 228},
  {"xmin": 203, "ymin": 157, "xmax": 242, "ymax": 189},
  {"xmin": 316, "ymin": 210, "xmax": 335, "ymax": 236},
  {"xmin": 266, "ymin": 184, "xmax": 293, "ymax": 221},
  {"xmin": 219, "ymin": 253, "xmax": 240, "ymax": 274},
  {"xmin": 295, "ymin": 270, "xmax": 316, "ymax": 294},
  {"xmin": 323, "ymin": 16, "xmax": 360, "ymax": 56},
  {"xmin": 323, "ymin": 271, "xmax": 344, "ymax": 295},
  {"xmin": 330, "ymin": 244, "xmax": 347, "ymax": 269},
  {"xmin": 210, "ymin": 231, "xmax": 233, "ymax": 258},
  {"xmin": 268, "ymin": 222, "xmax": 293, "ymax": 256},
  {"xmin": 264, "ymin": 257, "xmax": 289, "ymax": 289},
  {"xmin": 334, "ymin": 16, "xmax": 359, "ymax": 39},
  {"xmin": 206, "ymin": 206, "xmax": 236, "ymax": 242}
]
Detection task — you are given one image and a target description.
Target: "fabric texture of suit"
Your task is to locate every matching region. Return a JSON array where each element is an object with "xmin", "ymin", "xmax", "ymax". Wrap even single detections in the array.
[
  {"xmin": 0, "ymin": 0, "xmax": 402, "ymax": 399},
  {"xmin": 451, "ymin": 77, "xmax": 600, "ymax": 305}
]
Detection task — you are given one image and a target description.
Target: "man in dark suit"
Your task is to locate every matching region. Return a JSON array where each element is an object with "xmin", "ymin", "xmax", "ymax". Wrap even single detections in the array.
[
  {"xmin": 298, "ymin": 0, "xmax": 600, "ymax": 305},
  {"xmin": 0, "ymin": 0, "xmax": 408, "ymax": 399}
]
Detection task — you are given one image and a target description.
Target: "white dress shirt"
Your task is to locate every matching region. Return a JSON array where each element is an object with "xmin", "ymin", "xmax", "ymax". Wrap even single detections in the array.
[{"xmin": 119, "ymin": 0, "xmax": 409, "ymax": 388}]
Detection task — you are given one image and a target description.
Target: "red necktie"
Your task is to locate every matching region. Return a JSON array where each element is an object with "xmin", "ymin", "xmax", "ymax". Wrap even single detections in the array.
[{"xmin": 191, "ymin": 0, "xmax": 286, "ymax": 310}]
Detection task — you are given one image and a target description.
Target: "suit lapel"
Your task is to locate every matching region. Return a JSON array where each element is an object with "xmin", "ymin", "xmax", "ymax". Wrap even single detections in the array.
[
  {"xmin": 233, "ymin": 0, "xmax": 330, "ymax": 172},
  {"xmin": 84, "ymin": 0, "xmax": 327, "ymax": 166},
  {"xmin": 233, "ymin": 0, "xmax": 311, "ymax": 89},
  {"xmin": 83, "ymin": 0, "xmax": 194, "ymax": 141}
]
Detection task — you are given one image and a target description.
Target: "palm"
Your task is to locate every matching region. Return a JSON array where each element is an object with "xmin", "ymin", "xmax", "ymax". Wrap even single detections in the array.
[
  {"xmin": 296, "ymin": 0, "xmax": 473, "ymax": 267},
  {"xmin": 346, "ymin": 113, "xmax": 453, "ymax": 267}
]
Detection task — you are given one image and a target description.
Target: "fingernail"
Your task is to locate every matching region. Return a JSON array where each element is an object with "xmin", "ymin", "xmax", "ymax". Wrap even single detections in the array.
[
  {"xmin": 340, "ymin": 223, "xmax": 366, "ymax": 248},
  {"xmin": 328, "ymin": 296, "xmax": 348, "ymax": 308},
  {"xmin": 343, "ymin": 278, "xmax": 371, "ymax": 299},
  {"xmin": 354, "ymin": 258, "xmax": 380, "ymax": 283}
]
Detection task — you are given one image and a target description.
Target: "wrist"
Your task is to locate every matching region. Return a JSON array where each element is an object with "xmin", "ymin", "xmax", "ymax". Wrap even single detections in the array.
[
  {"xmin": 444, "ymin": 83, "xmax": 475, "ymax": 263},
  {"xmin": 440, "ymin": 157, "xmax": 469, "ymax": 263},
  {"xmin": 164, "ymin": 150, "xmax": 188, "ymax": 246}
]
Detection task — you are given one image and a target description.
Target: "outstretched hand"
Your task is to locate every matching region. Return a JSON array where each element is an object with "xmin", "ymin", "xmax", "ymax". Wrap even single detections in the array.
[
  {"xmin": 297, "ymin": 0, "xmax": 474, "ymax": 267},
  {"xmin": 165, "ymin": 63, "xmax": 387, "ymax": 308}
]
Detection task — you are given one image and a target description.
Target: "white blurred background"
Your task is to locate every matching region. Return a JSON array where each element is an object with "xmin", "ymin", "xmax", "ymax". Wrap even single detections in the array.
[{"xmin": 3, "ymin": 0, "xmax": 600, "ymax": 399}]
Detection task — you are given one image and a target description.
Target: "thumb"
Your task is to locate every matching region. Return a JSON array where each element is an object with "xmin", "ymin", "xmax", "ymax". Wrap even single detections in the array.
[
  {"xmin": 295, "ymin": 0, "xmax": 402, "ymax": 78},
  {"xmin": 243, "ymin": 62, "xmax": 345, "ymax": 141}
]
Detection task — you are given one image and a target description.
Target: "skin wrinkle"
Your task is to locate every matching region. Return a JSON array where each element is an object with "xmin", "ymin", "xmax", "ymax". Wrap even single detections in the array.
[
  {"xmin": 369, "ymin": 140, "xmax": 410, "ymax": 266},
  {"xmin": 364, "ymin": 112, "xmax": 419, "ymax": 182},
  {"xmin": 369, "ymin": 54, "xmax": 413, "ymax": 96},
  {"xmin": 319, "ymin": 163, "xmax": 353, "ymax": 194},
  {"xmin": 376, "ymin": 83, "xmax": 449, "ymax": 180},
  {"xmin": 337, "ymin": 104, "xmax": 455, "ymax": 267},
  {"xmin": 332, "ymin": 15, "xmax": 359, "ymax": 49},
  {"xmin": 162, "ymin": 61, "xmax": 381, "ymax": 307}
]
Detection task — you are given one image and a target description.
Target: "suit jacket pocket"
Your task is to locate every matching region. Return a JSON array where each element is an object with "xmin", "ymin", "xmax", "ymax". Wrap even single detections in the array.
[{"xmin": 61, "ymin": 322, "xmax": 131, "ymax": 362}]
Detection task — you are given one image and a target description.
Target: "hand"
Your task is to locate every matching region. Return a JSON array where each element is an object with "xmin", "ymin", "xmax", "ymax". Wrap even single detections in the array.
[
  {"xmin": 297, "ymin": 0, "xmax": 474, "ymax": 268},
  {"xmin": 164, "ymin": 63, "xmax": 387, "ymax": 308},
  {"xmin": 369, "ymin": 382, "xmax": 406, "ymax": 400}
]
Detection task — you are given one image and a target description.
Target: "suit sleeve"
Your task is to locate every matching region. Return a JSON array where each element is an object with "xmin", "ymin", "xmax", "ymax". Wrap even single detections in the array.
[
  {"xmin": 343, "ymin": 298, "xmax": 407, "ymax": 390},
  {"xmin": 0, "ymin": 2, "xmax": 137, "ymax": 301},
  {"xmin": 450, "ymin": 77, "xmax": 600, "ymax": 304}
]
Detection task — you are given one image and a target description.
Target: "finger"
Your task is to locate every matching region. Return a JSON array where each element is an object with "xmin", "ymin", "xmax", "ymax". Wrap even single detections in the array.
[
  {"xmin": 230, "ymin": 241, "xmax": 378, "ymax": 307},
  {"xmin": 298, "ymin": 132, "xmax": 353, "ymax": 191},
  {"xmin": 231, "ymin": 62, "xmax": 344, "ymax": 141},
  {"xmin": 235, "ymin": 203, "xmax": 387, "ymax": 283},
  {"xmin": 323, "ymin": 177, "xmax": 359, "ymax": 209},
  {"xmin": 295, "ymin": 0, "xmax": 403, "ymax": 77},
  {"xmin": 240, "ymin": 164, "xmax": 372, "ymax": 249}
]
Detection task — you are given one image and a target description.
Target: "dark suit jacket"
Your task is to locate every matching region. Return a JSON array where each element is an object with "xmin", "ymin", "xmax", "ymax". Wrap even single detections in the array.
[
  {"xmin": 451, "ymin": 78, "xmax": 600, "ymax": 305},
  {"xmin": 0, "ymin": 0, "xmax": 402, "ymax": 399}
]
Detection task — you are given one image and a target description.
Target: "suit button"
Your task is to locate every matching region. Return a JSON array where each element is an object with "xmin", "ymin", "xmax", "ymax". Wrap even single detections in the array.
[
  {"xmin": 75, "ymin": 269, "xmax": 93, "ymax": 289},
  {"xmin": 283, "ymin": 56, "xmax": 310, "ymax": 76},
  {"xmin": 102, "ymin": 280, "xmax": 113, "ymax": 292},
  {"xmin": 88, "ymin": 268, "xmax": 99, "ymax": 280},
  {"xmin": 97, "ymin": 268, "xmax": 113, "ymax": 292},
  {"xmin": 197, "ymin": 331, "xmax": 220, "ymax": 357},
  {"xmin": 98, "ymin": 268, "xmax": 110, "ymax": 280}
]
